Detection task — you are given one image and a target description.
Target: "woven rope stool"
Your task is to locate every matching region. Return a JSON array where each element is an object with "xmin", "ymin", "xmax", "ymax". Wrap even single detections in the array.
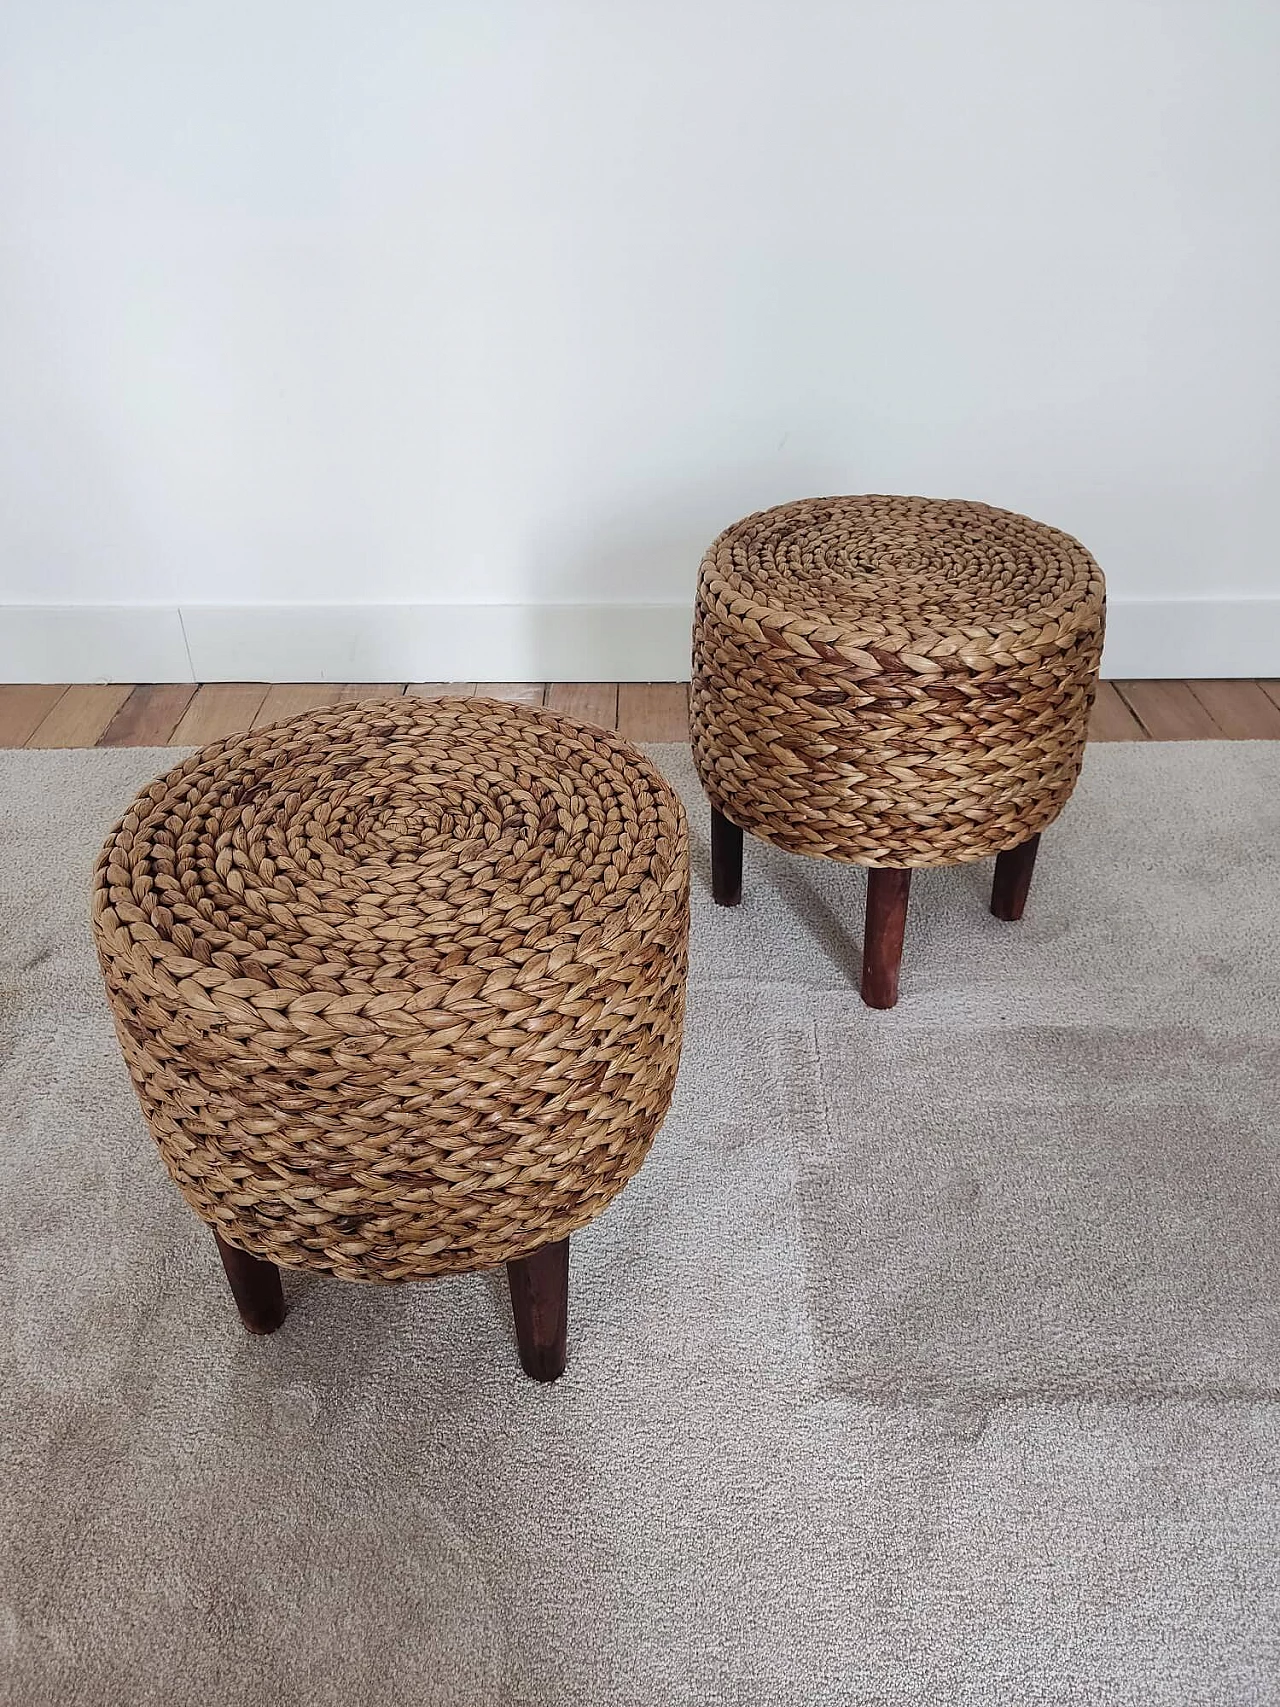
[
  {"xmin": 691, "ymin": 495, "xmax": 1105, "ymax": 1008},
  {"xmin": 92, "ymin": 697, "xmax": 689, "ymax": 1381}
]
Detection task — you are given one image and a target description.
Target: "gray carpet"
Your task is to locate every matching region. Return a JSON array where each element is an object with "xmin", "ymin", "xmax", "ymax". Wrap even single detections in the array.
[{"xmin": 2, "ymin": 742, "xmax": 1279, "ymax": 1706}]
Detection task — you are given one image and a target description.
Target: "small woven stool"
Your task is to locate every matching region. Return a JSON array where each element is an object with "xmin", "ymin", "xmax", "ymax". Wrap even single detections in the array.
[
  {"xmin": 92, "ymin": 697, "xmax": 689, "ymax": 1380},
  {"xmin": 691, "ymin": 495, "xmax": 1105, "ymax": 1007}
]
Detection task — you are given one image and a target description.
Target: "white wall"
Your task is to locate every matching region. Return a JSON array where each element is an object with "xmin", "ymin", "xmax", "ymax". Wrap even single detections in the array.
[{"xmin": 1, "ymin": 0, "xmax": 1278, "ymax": 678}]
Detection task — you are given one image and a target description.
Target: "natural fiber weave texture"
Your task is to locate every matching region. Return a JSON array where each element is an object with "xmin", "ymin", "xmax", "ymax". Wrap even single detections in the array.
[
  {"xmin": 691, "ymin": 495, "xmax": 1106, "ymax": 867},
  {"xmin": 91, "ymin": 698, "xmax": 689, "ymax": 1282}
]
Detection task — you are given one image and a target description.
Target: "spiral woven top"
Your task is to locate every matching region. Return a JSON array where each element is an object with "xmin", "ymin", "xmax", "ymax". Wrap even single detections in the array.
[
  {"xmin": 97, "ymin": 697, "xmax": 683, "ymax": 991},
  {"xmin": 92, "ymin": 698, "xmax": 689, "ymax": 1280},
  {"xmin": 702, "ymin": 495, "xmax": 1103, "ymax": 664}
]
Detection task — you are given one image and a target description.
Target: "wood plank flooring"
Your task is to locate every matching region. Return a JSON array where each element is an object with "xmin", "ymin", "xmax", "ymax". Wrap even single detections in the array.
[
  {"xmin": 1110, "ymin": 680, "xmax": 1220, "ymax": 742},
  {"xmin": 25, "ymin": 684, "xmax": 133, "ymax": 748},
  {"xmin": 1087, "ymin": 682, "xmax": 1147, "ymax": 742},
  {"xmin": 2, "ymin": 680, "xmax": 1279, "ymax": 747},
  {"xmin": 98, "ymin": 684, "xmax": 197, "ymax": 747}
]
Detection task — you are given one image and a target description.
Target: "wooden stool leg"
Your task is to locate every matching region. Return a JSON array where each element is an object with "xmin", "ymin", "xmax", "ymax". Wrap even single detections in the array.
[
  {"xmin": 507, "ymin": 1237, "xmax": 569, "ymax": 1382},
  {"xmin": 991, "ymin": 833, "xmax": 1041, "ymax": 922},
  {"xmin": 711, "ymin": 808, "xmax": 743, "ymax": 905},
  {"xmin": 861, "ymin": 869, "xmax": 911, "ymax": 1010},
  {"xmin": 214, "ymin": 1232, "xmax": 286, "ymax": 1335}
]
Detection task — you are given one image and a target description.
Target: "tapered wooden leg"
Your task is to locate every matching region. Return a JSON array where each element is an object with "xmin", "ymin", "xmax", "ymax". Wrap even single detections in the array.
[
  {"xmin": 507, "ymin": 1237, "xmax": 569, "ymax": 1382},
  {"xmin": 214, "ymin": 1232, "xmax": 286, "ymax": 1335},
  {"xmin": 711, "ymin": 808, "xmax": 743, "ymax": 905},
  {"xmin": 861, "ymin": 868, "xmax": 911, "ymax": 1010},
  {"xmin": 991, "ymin": 833, "xmax": 1041, "ymax": 922}
]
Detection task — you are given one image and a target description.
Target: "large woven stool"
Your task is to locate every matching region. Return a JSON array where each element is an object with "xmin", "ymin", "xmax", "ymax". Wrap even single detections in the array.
[
  {"xmin": 691, "ymin": 495, "xmax": 1105, "ymax": 1007},
  {"xmin": 92, "ymin": 697, "xmax": 689, "ymax": 1381}
]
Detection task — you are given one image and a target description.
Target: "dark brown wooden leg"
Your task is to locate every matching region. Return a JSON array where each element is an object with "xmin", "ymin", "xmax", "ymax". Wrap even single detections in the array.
[
  {"xmin": 711, "ymin": 808, "xmax": 743, "ymax": 905},
  {"xmin": 214, "ymin": 1232, "xmax": 286, "ymax": 1335},
  {"xmin": 507, "ymin": 1237, "xmax": 569, "ymax": 1382},
  {"xmin": 991, "ymin": 833, "xmax": 1041, "ymax": 922},
  {"xmin": 861, "ymin": 868, "xmax": 911, "ymax": 1010}
]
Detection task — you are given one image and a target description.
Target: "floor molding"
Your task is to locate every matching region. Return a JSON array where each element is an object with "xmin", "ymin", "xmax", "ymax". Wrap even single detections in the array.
[{"xmin": 1, "ymin": 597, "xmax": 1278, "ymax": 683}]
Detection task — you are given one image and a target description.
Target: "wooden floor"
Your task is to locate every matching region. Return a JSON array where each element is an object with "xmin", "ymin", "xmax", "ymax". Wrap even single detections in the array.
[{"xmin": 2, "ymin": 679, "xmax": 1280, "ymax": 749}]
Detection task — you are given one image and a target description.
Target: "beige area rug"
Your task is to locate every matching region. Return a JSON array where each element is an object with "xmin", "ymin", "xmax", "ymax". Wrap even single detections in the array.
[{"xmin": 2, "ymin": 742, "xmax": 1279, "ymax": 1706}]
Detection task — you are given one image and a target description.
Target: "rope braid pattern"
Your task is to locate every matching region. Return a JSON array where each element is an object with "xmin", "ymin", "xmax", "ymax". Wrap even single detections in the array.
[
  {"xmin": 692, "ymin": 495, "xmax": 1105, "ymax": 867},
  {"xmin": 93, "ymin": 698, "xmax": 689, "ymax": 1281}
]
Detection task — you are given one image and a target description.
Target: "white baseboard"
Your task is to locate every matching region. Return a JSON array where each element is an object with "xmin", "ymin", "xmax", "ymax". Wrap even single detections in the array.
[
  {"xmin": 179, "ymin": 603, "xmax": 690, "ymax": 684},
  {"xmin": 1, "ymin": 597, "xmax": 1277, "ymax": 683},
  {"xmin": 0, "ymin": 605, "xmax": 193, "ymax": 683},
  {"xmin": 1100, "ymin": 598, "xmax": 1280, "ymax": 679}
]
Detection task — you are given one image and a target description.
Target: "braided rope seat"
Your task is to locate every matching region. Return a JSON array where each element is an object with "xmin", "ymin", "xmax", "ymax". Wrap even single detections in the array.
[
  {"xmin": 691, "ymin": 495, "xmax": 1106, "ymax": 868},
  {"xmin": 92, "ymin": 698, "xmax": 689, "ymax": 1299}
]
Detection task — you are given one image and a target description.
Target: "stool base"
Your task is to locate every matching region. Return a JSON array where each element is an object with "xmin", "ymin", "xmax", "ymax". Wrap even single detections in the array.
[
  {"xmin": 215, "ymin": 1233, "xmax": 286, "ymax": 1336},
  {"xmin": 991, "ymin": 833, "xmax": 1041, "ymax": 922},
  {"xmin": 711, "ymin": 809, "xmax": 743, "ymax": 905},
  {"xmin": 506, "ymin": 1237, "xmax": 570, "ymax": 1382},
  {"xmin": 707, "ymin": 809, "xmax": 1046, "ymax": 1011},
  {"xmin": 213, "ymin": 1229, "xmax": 571, "ymax": 1382},
  {"xmin": 860, "ymin": 869, "xmax": 912, "ymax": 1010}
]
